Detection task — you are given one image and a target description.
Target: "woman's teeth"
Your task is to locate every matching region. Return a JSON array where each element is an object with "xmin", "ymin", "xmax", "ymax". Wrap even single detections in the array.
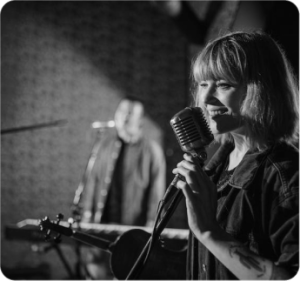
[{"xmin": 208, "ymin": 110, "xmax": 228, "ymax": 117}]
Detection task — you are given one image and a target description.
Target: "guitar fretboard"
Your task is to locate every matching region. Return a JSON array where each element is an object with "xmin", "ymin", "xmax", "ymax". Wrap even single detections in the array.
[{"xmin": 15, "ymin": 219, "xmax": 189, "ymax": 240}]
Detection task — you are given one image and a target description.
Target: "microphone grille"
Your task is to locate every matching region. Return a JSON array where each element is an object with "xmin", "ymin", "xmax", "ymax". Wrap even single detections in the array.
[{"xmin": 170, "ymin": 107, "xmax": 214, "ymax": 153}]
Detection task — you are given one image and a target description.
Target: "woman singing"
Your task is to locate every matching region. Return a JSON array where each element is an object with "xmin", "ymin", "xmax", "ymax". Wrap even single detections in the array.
[{"xmin": 173, "ymin": 31, "xmax": 299, "ymax": 280}]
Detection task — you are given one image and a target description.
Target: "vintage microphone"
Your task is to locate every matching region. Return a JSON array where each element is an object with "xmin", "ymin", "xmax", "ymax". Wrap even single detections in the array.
[
  {"xmin": 162, "ymin": 106, "xmax": 214, "ymax": 202},
  {"xmin": 126, "ymin": 107, "xmax": 214, "ymax": 280}
]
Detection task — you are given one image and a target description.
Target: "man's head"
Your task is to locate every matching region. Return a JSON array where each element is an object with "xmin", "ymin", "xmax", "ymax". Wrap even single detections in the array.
[{"xmin": 114, "ymin": 97, "xmax": 144, "ymax": 143}]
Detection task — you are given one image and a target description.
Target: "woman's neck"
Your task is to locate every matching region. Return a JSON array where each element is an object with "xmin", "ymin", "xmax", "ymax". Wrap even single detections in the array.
[{"xmin": 228, "ymin": 133, "xmax": 250, "ymax": 171}]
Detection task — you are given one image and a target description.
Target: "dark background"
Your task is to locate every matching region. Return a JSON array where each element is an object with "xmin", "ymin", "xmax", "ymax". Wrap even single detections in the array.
[{"xmin": 1, "ymin": 1, "xmax": 298, "ymax": 279}]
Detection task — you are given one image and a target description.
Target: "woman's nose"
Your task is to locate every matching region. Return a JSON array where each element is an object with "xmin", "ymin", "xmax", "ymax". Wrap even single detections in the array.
[{"xmin": 200, "ymin": 86, "xmax": 216, "ymax": 104}]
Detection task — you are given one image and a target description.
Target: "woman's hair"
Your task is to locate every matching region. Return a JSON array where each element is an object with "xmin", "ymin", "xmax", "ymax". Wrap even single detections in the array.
[{"xmin": 192, "ymin": 31, "xmax": 299, "ymax": 150}]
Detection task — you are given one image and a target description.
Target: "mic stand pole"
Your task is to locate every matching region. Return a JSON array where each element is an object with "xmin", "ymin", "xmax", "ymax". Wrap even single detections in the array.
[
  {"xmin": 71, "ymin": 129, "xmax": 106, "ymax": 279},
  {"xmin": 1, "ymin": 120, "xmax": 68, "ymax": 135},
  {"xmin": 72, "ymin": 129, "xmax": 105, "ymax": 210},
  {"xmin": 126, "ymin": 152, "xmax": 207, "ymax": 280},
  {"xmin": 126, "ymin": 186, "xmax": 184, "ymax": 280},
  {"xmin": 50, "ymin": 241, "xmax": 76, "ymax": 279}
]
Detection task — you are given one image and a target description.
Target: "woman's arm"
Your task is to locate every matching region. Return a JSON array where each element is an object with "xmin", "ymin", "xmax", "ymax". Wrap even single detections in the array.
[
  {"xmin": 173, "ymin": 153, "xmax": 294, "ymax": 280},
  {"xmin": 198, "ymin": 225, "xmax": 292, "ymax": 280}
]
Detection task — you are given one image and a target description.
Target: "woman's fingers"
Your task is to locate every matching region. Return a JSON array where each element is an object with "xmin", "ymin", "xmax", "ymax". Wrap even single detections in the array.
[
  {"xmin": 183, "ymin": 153, "xmax": 205, "ymax": 167},
  {"xmin": 172, "ymin": 154, "xmax": 219, "ymax": 236},
  {"xmin": 174, "ymin": 160, "xmax": 205, "ymax": 181},
  {"xmin": 176, "ymin": 177, "xmax": 199, "ymax": 195},
  {"xmin": 172, "ymin": 165, "xmax": 200, "ymax": 194},
  {"xmin": 177, "ymin": 159, "xmax": 196, "ymax": 171},
  {"xmin": 172, "ymin": 166, "xmax": 192, "ymax": 183}
]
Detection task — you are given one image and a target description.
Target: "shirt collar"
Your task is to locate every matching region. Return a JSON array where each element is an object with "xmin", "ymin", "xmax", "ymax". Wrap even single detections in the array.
[
  {"xmin": 229, "ymin": 149, "xmax": 269, "ymax": 189},
  {"xmin": 206, "ymin": 142, "xmax": 270, "ymax": 189}
]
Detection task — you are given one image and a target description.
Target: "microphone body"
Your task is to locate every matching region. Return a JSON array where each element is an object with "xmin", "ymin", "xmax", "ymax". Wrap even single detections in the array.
[
  {"xmin": 170, "ymin": 107, "xmax": 214, "ymax": 159},
  {"xmin": 162, "ymin": 107, "xmax": 214, "ymax": 202}
]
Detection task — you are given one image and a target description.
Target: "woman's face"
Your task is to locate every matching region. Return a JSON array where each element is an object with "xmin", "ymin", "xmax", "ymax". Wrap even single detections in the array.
[{"xmin": 197, "ymin": 79, "xmax": 247, "ymax": 135}]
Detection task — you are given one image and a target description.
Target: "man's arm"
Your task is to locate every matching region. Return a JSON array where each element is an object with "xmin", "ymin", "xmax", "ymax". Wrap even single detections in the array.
[{"xmin": 146, "ymin": 140, "xmax": 166, "ymax": 226}]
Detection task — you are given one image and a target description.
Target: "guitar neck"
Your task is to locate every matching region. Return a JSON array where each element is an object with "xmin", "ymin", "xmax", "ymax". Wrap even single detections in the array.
[
  {"xmin": 67, "ymin": 229, "xmax": 113, "ymax": 252},
  {"xmin": 16, "ymin": 219, "xmax": 189, "ymax": 240}
]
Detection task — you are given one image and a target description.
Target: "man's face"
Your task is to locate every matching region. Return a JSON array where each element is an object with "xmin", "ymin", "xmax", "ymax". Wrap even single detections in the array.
[{"xmin": 114, "ymin": 99, "xmax": 144, "ymax": 142}]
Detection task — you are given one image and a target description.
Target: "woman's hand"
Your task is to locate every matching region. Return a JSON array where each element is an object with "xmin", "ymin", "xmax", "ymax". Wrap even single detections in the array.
[
  {"xmin": 173, "ymin": 154, "xmax": 292, "ymax": 281},
  {"xmin": 172, "ymin": 153, "xmax": 219, "ymax": 240}
]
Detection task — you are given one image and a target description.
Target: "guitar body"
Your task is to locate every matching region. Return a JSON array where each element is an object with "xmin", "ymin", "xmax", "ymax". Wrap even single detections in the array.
[
  {"xmin": 38, "ymin": 217, "xmax": 187, "ymax": 280},
  {"xmin": 110, "ymin": 229, "xmax": 187, "ymax": 280}
]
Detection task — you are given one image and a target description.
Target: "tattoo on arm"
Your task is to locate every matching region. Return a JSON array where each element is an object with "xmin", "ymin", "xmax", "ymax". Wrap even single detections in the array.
[{"xmin": 229, "ymin": 244, "xmax": 267, "ymax": 278}]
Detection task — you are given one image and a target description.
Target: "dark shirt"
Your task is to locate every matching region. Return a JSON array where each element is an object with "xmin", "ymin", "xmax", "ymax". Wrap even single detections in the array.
[
  {"xmin": 187, "ymin": 142, "xmax": 299, "ymax": 279},
  {"xmin": 101, "ymin": 137, "xmax": 125, "ymax": 223},
  {"xmin": 81, "ymin": 130, "xmax": 166, "ymax": 279},
  {"xmin": 82, "ymin": 130, "xmax": 166, "ymax": 227}
]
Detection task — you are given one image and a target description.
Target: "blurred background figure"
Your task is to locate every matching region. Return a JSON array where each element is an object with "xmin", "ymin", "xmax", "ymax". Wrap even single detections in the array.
[{"xmin": 81, "ymin": 96, "xmax": 166, "ymax": 279}]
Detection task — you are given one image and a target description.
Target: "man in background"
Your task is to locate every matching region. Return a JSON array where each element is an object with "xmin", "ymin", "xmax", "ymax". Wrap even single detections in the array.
[{"xmin": 81, "ymin": 96, "xmax": 166, "ymax": 279}]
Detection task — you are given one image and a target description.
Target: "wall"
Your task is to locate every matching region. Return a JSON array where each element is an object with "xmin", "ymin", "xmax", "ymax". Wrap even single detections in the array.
[
  {"xmin": 1, "ymin": 2, "xmax": 189, "ymax": 279},
  {"xmin": 2, "ymin": 1, "xmax": 297, "ymax": 280}
]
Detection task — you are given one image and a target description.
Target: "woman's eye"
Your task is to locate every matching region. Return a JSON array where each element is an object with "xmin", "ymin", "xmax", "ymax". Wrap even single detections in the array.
[
  {"xmin": 199, "ymin": 82, "xmax": 208, "ymax": 88},
  {"xmin": 218, "ymin": 83, "xmax": 231, "ymax": 90}
]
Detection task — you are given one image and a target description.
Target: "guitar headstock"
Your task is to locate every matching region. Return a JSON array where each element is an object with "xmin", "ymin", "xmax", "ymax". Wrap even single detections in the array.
[{"xmin": 39, "ymin": 213, "xmax": 73, "ymax": 242}]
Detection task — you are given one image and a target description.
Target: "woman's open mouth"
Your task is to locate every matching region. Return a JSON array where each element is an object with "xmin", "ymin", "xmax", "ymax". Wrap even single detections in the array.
[{"xmin": 207, "ymin": 109, "xmax": 228, "ymax": 118}]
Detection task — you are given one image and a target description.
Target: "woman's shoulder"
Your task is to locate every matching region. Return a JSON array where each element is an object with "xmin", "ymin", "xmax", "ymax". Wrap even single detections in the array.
[
  {"xmin": 266, "ymin": 142, "xmax": 299, "ymax": 167},
  {"xmin": 264, "ymin": 142, "xmax": 299, "ymax": 194}
]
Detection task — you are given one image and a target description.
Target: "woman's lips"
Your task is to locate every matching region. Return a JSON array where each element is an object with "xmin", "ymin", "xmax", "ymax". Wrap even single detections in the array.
[{"xmin": 207, "ymin": 109, "xmax": 228, "ymax": 118}]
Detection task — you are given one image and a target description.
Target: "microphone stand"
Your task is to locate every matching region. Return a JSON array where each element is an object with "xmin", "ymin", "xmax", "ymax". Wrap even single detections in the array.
[
  {"xmin": 71, "ymin": 128, "xmax": 107, "ymax": 279},
  {"xmin": 1, "ymin": 120, "xmax": 67, "ymax": 135},
  {"xmin": 126, "ymin": 150, "xmax": 207, "ymax": 280},
  {"xmin": 72, "ymin": 129, "xmax": 105, "ymax": 209},
  {"xmin": 126, "ymin": 176, "xmax": 184, "ymax": 280}
]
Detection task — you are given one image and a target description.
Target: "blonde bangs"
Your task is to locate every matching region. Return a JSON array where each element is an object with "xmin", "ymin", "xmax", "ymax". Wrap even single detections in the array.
[
  {"xmin": 192, "ymin": 31, "xmax": 299, "ymax": 148},
  {"xmin": 193, "ymin": 41, "xmax": 245, "ymax": 85}
]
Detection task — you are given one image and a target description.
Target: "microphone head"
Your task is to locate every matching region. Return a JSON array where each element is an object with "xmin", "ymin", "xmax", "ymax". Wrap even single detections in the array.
[{"xmin": 170, "ymin": 107, "xmax": 214, "ymax": 154}]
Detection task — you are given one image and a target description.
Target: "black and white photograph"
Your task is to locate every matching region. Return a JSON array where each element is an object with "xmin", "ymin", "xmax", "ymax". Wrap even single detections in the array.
[{"xmin": 1, "ymin": 1, "xmax": 299, "ymax": 280}]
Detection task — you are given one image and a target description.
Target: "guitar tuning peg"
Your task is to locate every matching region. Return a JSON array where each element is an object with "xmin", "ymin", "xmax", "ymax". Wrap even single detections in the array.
[
  {"xmin": 54, "ymin": 233, "xmax": 62, "ymax": 244},
  {"xmin": 38, "ymin": 219, "xmax": 43, "ymax": 231},
  {"xmin": 67, "ymin": 217, "xmax": 74, "ymax": 227},
  {"xmin": 56, "ymin": 213, "xmax": 64, "ymax": 221},
  {"xmin": 44, "ymin": 229, "xmax": 51, "ymax": 241},
  {"xmin": 54, "ymin": 236, "xmax": 62, "ymax": 243}
]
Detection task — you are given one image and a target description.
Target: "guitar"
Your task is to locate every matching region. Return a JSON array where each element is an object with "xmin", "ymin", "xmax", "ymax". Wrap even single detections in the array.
[
  {"xmin": 11, "ymin": 218, "xmax": 188, "ymax": 241},
  {"xmin": 39, "ymin": 216, "xmax": 187, "ymax": 280}
]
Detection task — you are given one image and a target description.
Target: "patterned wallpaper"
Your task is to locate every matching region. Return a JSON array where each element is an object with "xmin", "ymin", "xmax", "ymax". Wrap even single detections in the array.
[
  {"xmin": 1, "ymin": 2, "xmax": 189, "ymax": 279},
  {"xmin": 4, "ymin": 1, "xmax": 292, "ymax": 279}
]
